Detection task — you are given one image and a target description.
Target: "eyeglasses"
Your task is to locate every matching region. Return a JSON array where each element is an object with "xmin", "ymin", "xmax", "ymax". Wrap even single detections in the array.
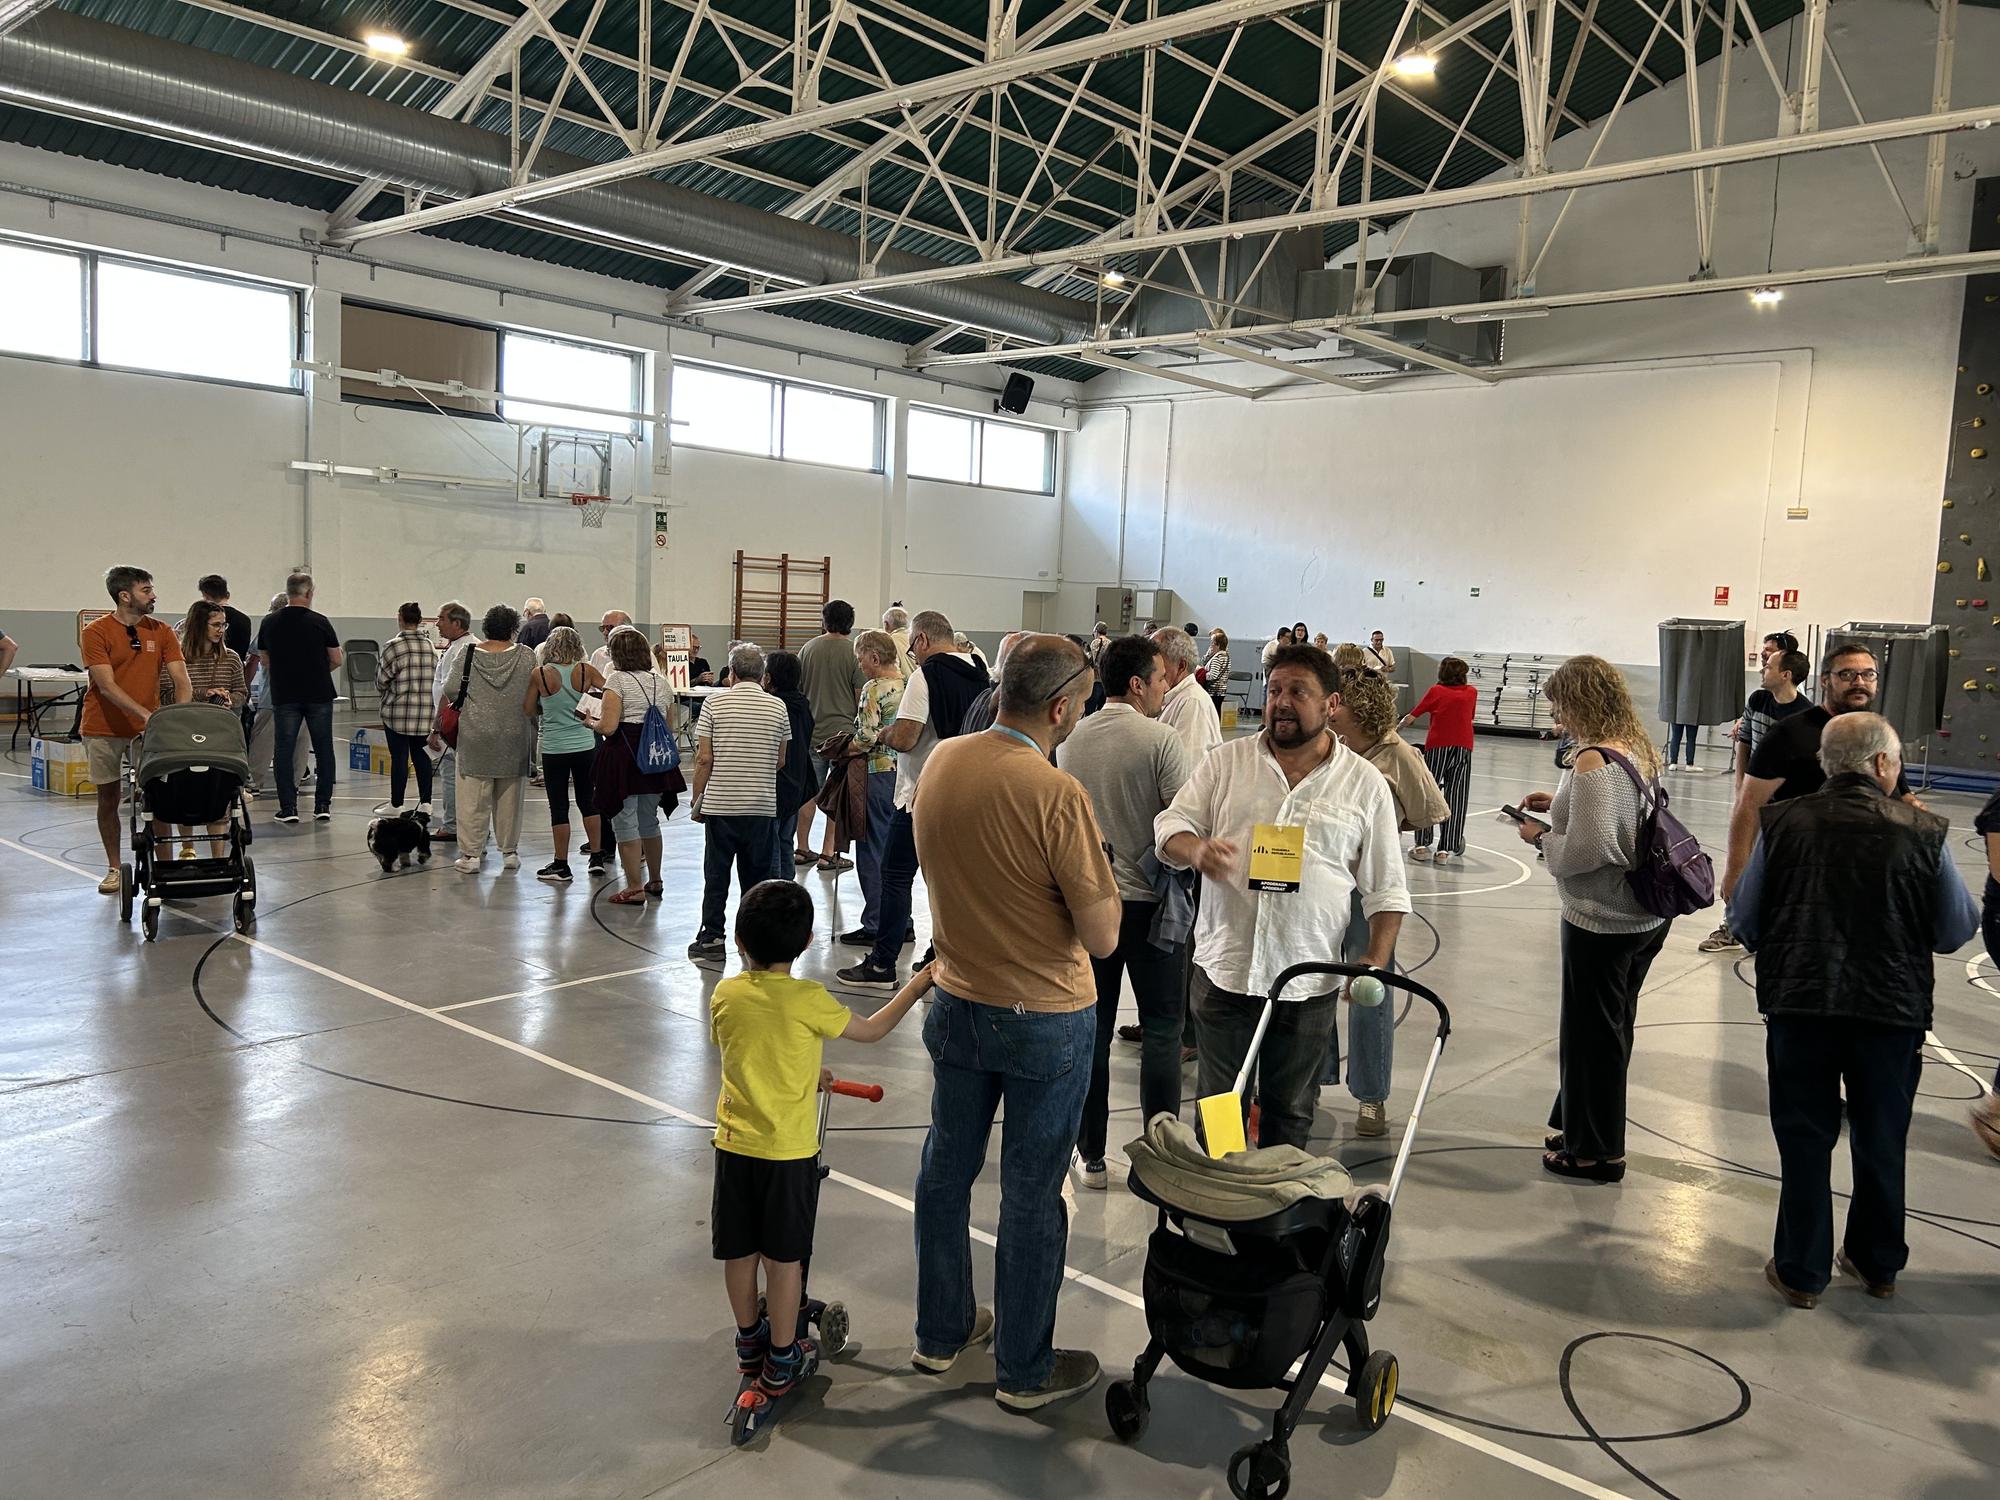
[
  {"xmin": 1039, "ymin": 666, "xmax": 1092, "ymax": 705},
  {"xmin": 1831, "ymin": 668, "xmax": 1879, "ymax": 684}
]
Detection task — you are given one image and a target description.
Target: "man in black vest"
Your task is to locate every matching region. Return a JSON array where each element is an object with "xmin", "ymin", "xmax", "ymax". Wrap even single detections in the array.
[
  {"xmin": 837, "ymin": 609, "xmax": 988, "ymax": 989},
  {"xmin": 1735, "ymin": 713, "xmax": 1976, "ymax": 1308}
]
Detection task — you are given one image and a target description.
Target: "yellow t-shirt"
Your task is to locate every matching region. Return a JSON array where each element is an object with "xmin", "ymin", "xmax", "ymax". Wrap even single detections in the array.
[{"xmin": 710, "ymin": 971, "xmax": 854, "ymax": 1161}]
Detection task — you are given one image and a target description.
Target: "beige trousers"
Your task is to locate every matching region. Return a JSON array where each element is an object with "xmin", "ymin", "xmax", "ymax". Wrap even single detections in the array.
[{"xmin": 456, "ymin": 770, "xmax": 524, "ymax": 856}]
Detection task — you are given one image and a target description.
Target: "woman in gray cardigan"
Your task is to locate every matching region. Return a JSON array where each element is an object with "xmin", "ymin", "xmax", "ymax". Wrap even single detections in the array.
[
  {"xmin": 452, "ymin": 603, "xmax": 537, "ymax": 873},
  {"xmin": 1515, "ymin": 655, "xmax": 1671, "ymax": 1184}
]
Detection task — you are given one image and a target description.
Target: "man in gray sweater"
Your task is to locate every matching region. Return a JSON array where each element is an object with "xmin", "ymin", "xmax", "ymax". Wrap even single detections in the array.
[{"xmin": 1055, "ymin": 634, "xmax": 1193, "ymax": 1189}]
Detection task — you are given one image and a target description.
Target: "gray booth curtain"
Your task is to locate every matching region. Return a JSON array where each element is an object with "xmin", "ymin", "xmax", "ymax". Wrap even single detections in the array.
[
  {"xmin": 1826, "ymin": 623, "xmax": 1950, "ymax": 739},
  {"xmin": 1657, "ymin": 619, "xmax": 1747, "ymax": 725}
]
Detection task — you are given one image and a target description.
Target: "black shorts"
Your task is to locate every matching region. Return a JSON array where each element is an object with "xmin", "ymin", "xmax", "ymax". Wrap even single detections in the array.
[{"xmin": 711, "ymin": 1149, "xmax": 821, "ymax": 1263}]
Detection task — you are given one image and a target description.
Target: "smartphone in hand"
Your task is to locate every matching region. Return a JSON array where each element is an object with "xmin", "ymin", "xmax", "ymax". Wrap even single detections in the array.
[{"xmin": 1501, "ymin": 804, "xmax": 1551, "ymax": 830}]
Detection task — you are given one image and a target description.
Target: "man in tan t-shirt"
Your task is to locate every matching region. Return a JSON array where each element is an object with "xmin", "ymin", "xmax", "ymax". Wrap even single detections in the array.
[{"xmin": 907, "ymin": 634, "xmax": 1119, "ymax": 1415}]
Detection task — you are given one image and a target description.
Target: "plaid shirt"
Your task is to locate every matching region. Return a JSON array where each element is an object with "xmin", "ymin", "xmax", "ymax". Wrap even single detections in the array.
[{"xmin": 376, "ymin": 630, "xmax": 439, "ymax": 736}]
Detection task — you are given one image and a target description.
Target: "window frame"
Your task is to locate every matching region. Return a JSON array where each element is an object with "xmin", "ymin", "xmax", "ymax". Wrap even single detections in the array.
[
  {"xmin": 668, "ymin": 357, "xmax": 887, "ymax": 474},
  {"xmin": 498, "ymin": 326, "xmax": 643, "ymax": 436},
  {"xmin": 0, "ymin": 234, "xmax": 304, "ymax": 395},
  {"xmin": 906, "ymin": 403, "xmax": 1057, "ymax": 496}
]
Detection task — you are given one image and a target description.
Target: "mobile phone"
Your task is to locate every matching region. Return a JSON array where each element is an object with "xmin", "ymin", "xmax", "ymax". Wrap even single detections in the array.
[{"xmin": 1502, "ymin": 804, "xmax": 1550, "ymax": 829}]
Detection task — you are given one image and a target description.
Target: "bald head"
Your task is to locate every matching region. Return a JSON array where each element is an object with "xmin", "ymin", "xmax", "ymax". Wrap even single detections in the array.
[
  {"xmin": 598, "ymin": 609, "xmax": 631, "ymax": 642},
  {"xmin": 993, "ymin": 631, "xmax": 1029, "ymax": 670}
]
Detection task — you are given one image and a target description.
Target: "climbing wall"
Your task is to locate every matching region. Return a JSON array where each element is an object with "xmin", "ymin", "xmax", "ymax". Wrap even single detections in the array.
[{"xmin": 1929, "ymin": 176, "xmax": 2000, "ymax": 778}]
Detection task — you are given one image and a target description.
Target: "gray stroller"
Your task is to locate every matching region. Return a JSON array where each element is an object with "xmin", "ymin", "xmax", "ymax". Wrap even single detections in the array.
[{"xmin": 120, "ymin": 703, "xmax": 256, "ymax": 941}]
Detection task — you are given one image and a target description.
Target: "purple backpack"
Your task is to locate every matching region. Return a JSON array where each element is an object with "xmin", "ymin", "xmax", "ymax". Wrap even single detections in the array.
[{"xmin": 1590, "ymin": 746, "xmax": 1716, "ymax": 919}]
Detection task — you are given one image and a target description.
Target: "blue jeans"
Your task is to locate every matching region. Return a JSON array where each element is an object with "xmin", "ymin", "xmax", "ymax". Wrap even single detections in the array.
[
  {"xmin": 1325, "ymin": 889, "xmax": 1394, "ymax": 1101},
  {"xmin": 914, "ymin": 987, "xmax": 1094, "ymax": 1394},
  {"xmin": 700, "ymin": 814, "xmax": 775, "ymax": 941},
  {"xmin": 436, "ymin": 747, "xmax": 456, "ymax": 827},
  {"xmin": 772, "ymin": 808, "xmax": 799, "ymax": 879},
  {"xmin": 855, "ymin": 770, "xmax": 896, "ymax": 933},
  {"xmin": 865, "ymin": 807, "xmax": 919, "ymax": 971},
  {"xmin": 1668, "ymin": 723, "xmax": 1697, "ymax": 765},
  {"xmin": 273, "ymin": 700, "xmax": 335, "ymax": 815},
  {"xmin": 611, "ymin": 790, "xmax": 661, "ymax": 843}
]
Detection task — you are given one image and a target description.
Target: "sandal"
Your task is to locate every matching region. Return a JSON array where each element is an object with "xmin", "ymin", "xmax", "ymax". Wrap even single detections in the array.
[
  {"xmin": 793, "ymin": 851, "xmax": 816, "ymax": 865},
  {"xmin": 644, "ymin": 882, "xmax": 664, "ymax": 899},
  {"xmin": 608, "ymin": 888, "xmax": 648, "ymax": 906},
  {"xmin": 817, "ymin": 856, "xmax": 854, "ymax": 873},
  {"xmin": 1545, "ymin": 1131, "xmax": 1565, "ymax": 1152},
  {"xmin": 1541, "ymin": 1149, "xmax": 1625, "ymax": 1183}
]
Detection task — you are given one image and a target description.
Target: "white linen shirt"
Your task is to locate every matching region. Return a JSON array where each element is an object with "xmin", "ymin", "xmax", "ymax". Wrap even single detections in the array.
[
  {"xmin": 432, "ymin": 635, "xmax": 473, "ymax": 709},
  {"xmin": 1159, "ymin": 672, "xmax": 1223, "ymax": 763},
  {"xmin": 1155, "ymin": 731, "xmax": 1410, "ymax": 1000}
]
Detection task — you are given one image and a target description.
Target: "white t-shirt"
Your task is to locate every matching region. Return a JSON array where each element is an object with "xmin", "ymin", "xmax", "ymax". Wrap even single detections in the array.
[
  {"xmin": 433, "ymin": 635, "xmax": 473, "ymax": 709},
  {"xmin": 891, "ymin": 652, "xmax": 977, "ymax": 810}
]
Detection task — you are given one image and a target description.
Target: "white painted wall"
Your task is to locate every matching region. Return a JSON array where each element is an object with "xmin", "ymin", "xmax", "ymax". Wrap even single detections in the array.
[
  {"xmin": 0, "ymin": 138, "xmax": 1079, "ymax": 657},
  {"xmin": 1065, "ymin": 0, "xmax": 2000, "ymax": 663}
]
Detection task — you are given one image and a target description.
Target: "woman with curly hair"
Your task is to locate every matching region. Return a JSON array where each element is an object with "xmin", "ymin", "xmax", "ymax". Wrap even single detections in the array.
[{"xmin": 1514, "ymin": 655, "xmax": 1671, "ymax": 1183}]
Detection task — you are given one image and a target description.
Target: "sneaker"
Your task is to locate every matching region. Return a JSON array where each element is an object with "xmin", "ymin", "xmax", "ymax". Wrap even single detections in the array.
[
  {"xmin": 274, "ymin": 812, "xmax": 300, "ymax": 825},
  {"xmin": 98, "ymin": 868, "xmax": 121, "ymax": 895},
  {"xmin": 838, "ymin": 928, "xmax": 878, "ymax": 947},
  {"xmin": 996, "ymin": 1349, "xmax": 1100, "ymax": 1412},
  {"xmin": 1073, "ymin": 1156, "xmax": 1107, "ymax": 1191},
  {"xmin": 501, "ymin": 852, "xmax": 520, "ymax": 871},
  {"xmin": 537, "ymin": 861, "xmax": 573, "ymax": 883},
  {"xmin": 757, "ymin": 1338, "xmax": 819, "ymax": 1399},
  {"xmin": 587, "ymin": 854, "xmax": 610, "ymax": 878},
  {"xmin": 1356, "ymin": 1101, "xmax": 1389, "ymax": 1138},
  {"xmin": 735, "ymin": 1315, "xmax": 771, "ymax": 1377},
  {"xmin": 372, "ymin": 802, "xmax": 397, "ymax": 816},
  {"xmin": 836, "ymin": 961, "xmax": 897, "ymax": 990},
  {"xmin": 1697, "ymin": 923, "xmax": 1742, "ymax": 954},
  {"xmin": 912, "ymin": 1306, "xmax": 995, "ymax": 1373},
  {"xmin": 314, "ymin": 811, "xmax": 332, "ymax": 823},
  {"xmin": 1409, "ymin": 847, "xmax": 1433, "ymax": 862},
  {"xmin": 453, "ymin": 855, "xmax": 480, "ymax": 873},
  {"xmin": 688, "ymin": 937, "xmax": 727, "ymax": 964},
  {"xmin": 1116, "ymin": 1023, "xmax": 1143, "ymax": 1045}
]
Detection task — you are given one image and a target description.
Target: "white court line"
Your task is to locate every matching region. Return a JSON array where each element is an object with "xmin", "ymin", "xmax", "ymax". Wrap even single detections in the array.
[
  {"xmin": 1945, "ymin": 960, "xmax": 2000, "ymax": 1096},
  {"xmin": 432, "ymin": 962, "xmax": 676, "ymax": 1013},
  {"xmin": 0, "ymin": 834, "xmax": 1630, "ymax": 1500}
]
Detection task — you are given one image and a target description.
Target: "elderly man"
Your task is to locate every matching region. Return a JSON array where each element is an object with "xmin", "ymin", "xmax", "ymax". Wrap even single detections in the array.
[
  {"xmin": 961, "ymin": 631, "xmax": 1027, "ymax": 735},
  {"xmin": 590, "ymin": 609, "xmax": 634, "ymax": 676},
  {"xmin": 911, "ymin": 633, "xmax": 1119, "ymax": 1411},
  {"xmin": 1156, "ymin": 642, "xmax": 1410, "ymax": 1150},
  {"xmin": 1056, "ymin": 633, "xmax": 1192, "ymax": 1187},
  {"xmin": 1734, "ymin": 714, "xmax": 1976, "ymax": 1308},
  {"xmin": 424, "ymin": 601, "xmax": 474, "ymax": 838},
  {"xmin": 1151, "ymin": 626, "xmax": 1223, "ymax": 763},
  {"xmin": 1364, "ymin": 631, "xmax": 1394, "ymax": 675},
  {"xmin": 518, "ymin": 598, "xmax": 552, "ymax": 651},
  {"xmin": 883, "ymin": 605, "xmax": 917, "ymax": 679},
  {"xmin": 688, "ymin": 643, "xmax": 793, "ymax": 964},
  {"xmin": 838, "ymin": 610, "xmax": 989, "ymax": 989}
]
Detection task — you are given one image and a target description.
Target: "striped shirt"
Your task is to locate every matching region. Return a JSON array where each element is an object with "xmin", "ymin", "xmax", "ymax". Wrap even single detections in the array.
[
  {"xmin": 377, "ymin": 629, "xmax": 439, "ymax": 736},
  {"xmin": 695, "ymin": 682, "xmax": 792, "ymax": 818}
]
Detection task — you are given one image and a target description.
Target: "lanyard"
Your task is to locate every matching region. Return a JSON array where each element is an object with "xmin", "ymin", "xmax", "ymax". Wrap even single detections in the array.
[{"xmin": 987, "ymin": 726, "xmax": 1041, "ymax": 753}]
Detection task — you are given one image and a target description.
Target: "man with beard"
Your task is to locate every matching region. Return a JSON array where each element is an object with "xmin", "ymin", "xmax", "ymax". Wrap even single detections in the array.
[
  {"xmin": 1722, "ymin": 644, "xmax": 1913, "ymax": 909},
  {"xmin": 83, "ymin": 565, "xmax": 193, "ymax": 891},
  {"xmin": 909, "ymin": 633, "xmax": 1120, "ymax": 1412},
  {"xmin": 1155, "ymin": 643, "xmax": 1409, "ymax": 1150}
]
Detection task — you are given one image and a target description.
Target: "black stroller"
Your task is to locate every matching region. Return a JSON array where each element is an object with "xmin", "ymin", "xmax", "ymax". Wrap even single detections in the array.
[
  {"xmin": 1107, "ymin": 961, "xmax": 1452, "ymax": 1500},
  {"xmin": 119, "ymin": 702, "xmax": 257, "ymax": 941}
]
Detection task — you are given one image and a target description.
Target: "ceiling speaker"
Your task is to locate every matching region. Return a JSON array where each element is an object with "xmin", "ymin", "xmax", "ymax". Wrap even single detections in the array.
[{"xmin": 996, "ymin": 373, "xmax": 1034, "ymax": 414}]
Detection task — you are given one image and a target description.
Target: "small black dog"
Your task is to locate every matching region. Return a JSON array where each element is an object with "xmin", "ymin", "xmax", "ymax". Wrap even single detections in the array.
[{"xmin": 366, "ymin": 809, "xmax": 432, "ymax": 872}]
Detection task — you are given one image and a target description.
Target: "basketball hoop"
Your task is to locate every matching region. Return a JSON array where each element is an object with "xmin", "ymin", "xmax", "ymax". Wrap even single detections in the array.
[{"xmin": 570, "ymin": 493, "xmax": 612, "ymax": 529}]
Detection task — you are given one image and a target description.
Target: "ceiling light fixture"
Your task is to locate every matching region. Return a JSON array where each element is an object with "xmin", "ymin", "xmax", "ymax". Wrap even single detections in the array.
[
  {"xmin": 1446, "ymin": 306, "xmax": 1550, "ymax": 324},
  {"xmin": 1102, "ymin": 270, "xmax": 1127, "ymax": 286},
  {"xmin": 1883, "ymin": 262, "xmax": 1972, "ymax": 285},
  {"xmin": 1390, "ymin": 13, "xmax": 1437, "ymax": 79},
  {"xmin": 1749, "ymin": 286, "xmax": 1785, "ymax": 307},
  {"xmin": 363, "ymin": 31, "xmax": 409, "ymax": 55}
]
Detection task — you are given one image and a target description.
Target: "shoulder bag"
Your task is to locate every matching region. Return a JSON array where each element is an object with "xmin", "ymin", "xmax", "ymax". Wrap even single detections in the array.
[{"xmin": 436, "ymin": 644, "xmax": 475, "ymax": 748}]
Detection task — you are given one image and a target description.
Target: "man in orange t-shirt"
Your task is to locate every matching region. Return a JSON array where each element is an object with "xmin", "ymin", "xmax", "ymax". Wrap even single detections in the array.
[{"xmin": 82, "ymin": 565, "xmax": 191, "ymax": 892}]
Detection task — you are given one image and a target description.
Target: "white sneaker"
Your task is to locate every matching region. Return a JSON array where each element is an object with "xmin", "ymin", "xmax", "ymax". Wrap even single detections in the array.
[
  {"xmin": 98, "ymin": 868, "xmax": 122, "ymax": 894},
  {"xmin": 454, "ymin": 855, "xmax": 480, "ymax": 873},
  {"xmin": 501, "ymin": 852, "xmax": 521, "ymax": 871},
  {"xmin": 1073, "ymin": 1155, "xmax": 1107, "ymax": 1191}
]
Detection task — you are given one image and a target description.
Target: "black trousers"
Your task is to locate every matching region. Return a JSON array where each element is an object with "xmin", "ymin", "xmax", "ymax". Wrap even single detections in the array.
[
  {"xmin": 1766, "ymin": 1016, "xmax": 1923, "ymax": 1294},
  {"xmin": 1077, "ymin": 901, "xmax": 1186, "ymax": 1162},
  {"xmin": 1194, "ymin": 968, "xmax": 1339, "ymax": 1151},
  {"xmin": 385, "ymin": 728, "xmax": 433, "ymax": 807},
  {"xmin": 1546, "ymin": 918, "xmax": 1671, "ymax": 1160}
]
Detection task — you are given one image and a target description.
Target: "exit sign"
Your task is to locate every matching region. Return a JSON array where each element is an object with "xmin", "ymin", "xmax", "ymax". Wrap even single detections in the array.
[
  {"xmin": 1372, "ymin": 580, "xmax": 1386, "ymax": 598},
  {"xmin": 1217, "ymin": 576, "xmax": 1228, "ymax": 593},
  {"xmin": 515, "ymin": 562, "xmax": 527, "ymax": 574}
]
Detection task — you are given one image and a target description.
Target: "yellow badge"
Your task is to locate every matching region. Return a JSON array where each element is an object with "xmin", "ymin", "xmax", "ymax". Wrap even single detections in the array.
[{"xmin": 1247, "ymin": 823, "xmax": 1305, "ymax": 893}]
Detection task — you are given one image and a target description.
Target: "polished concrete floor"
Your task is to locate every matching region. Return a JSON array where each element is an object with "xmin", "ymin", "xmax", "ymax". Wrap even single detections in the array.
[{"xmin": 2, "ymin": 731, "xmax": 1997, "ymax": 1500}]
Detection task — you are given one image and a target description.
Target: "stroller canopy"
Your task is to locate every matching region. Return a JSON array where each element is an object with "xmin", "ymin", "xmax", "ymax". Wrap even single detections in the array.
[
  {"xmin": 134, "ymin": 702, "xmax": 250, "ymax": 784},
  {"xmin": 1127, "ymin": 1116, "xmax": 1353, "ymax": 1223}
]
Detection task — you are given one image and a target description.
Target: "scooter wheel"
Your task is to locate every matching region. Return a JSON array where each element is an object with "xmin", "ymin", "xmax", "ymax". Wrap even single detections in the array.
[
  {"xmin": 118, "ymin": 864, "xmax": 134, "ymax": 924},
  {"xmin": 817, "ymin": 1301, "xmax": 849, "ymax": 1358},
  {"xmin": 1105, "ymin": 1379, "xmax": 1150, "ymax": 1443},
  {"xmin": 1355, "ymin": 1350, "xmax": 1399, "ymax": 1433},
  {"xmin": 1227, "ymin": 1440, "xmax": 1290, "ymax": 1500}
]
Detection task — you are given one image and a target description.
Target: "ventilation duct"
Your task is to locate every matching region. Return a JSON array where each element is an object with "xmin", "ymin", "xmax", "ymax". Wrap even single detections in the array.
[
  {"xmin": 0, "ymin": 9, "xmax": 1102, "ymax": 348},
  {"xmin": 1296, "ymin": 252, "xmax": 1505, "ymax": 365}
]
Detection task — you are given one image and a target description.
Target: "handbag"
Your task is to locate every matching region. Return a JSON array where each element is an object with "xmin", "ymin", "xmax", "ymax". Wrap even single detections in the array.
[
  {"xmin": 435, "ymin": 644, "xmax": 475, "ymax": 748},
  {"xmin": 1590, "ymin": 745, "xmax": 1715, "ymax": 918}
]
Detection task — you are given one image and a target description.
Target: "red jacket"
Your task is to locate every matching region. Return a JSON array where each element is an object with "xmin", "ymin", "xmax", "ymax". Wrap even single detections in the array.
[{"xmin": 1409, "ymin": 683, "xmax": 1478, "ymax": 751}]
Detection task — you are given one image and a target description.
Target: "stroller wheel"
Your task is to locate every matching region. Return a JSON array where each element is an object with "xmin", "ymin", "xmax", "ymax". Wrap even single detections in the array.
[
  {"xmin": 1355, "ymin": 1350, "xmax": 1398, "ymax": 1433},
  {"xmin": 141, "ymin": 900, "xmax": 160, "ymax": 943},
  {"xmin": 118, "ymin": 864, "xmax": 134, "ymax": 924},
  {"xmin": 1104, "ymin": 1379, "xmax": 1149, "ymax": 1443},
  {"xmin": 1227, "ymin": 1440, "xmax": 1290, "ymax": 1500}
]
